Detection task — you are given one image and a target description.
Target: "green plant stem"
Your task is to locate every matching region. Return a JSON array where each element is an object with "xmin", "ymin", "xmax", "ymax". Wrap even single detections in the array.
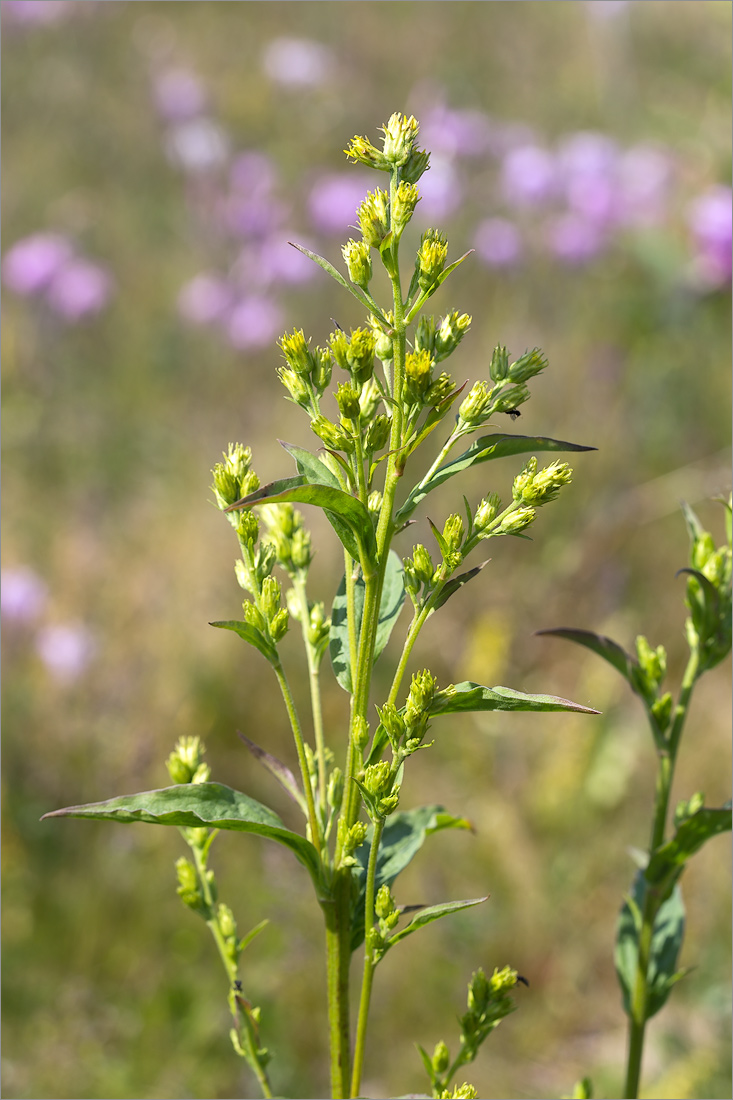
[
  {"xmin": 292, "ymin": 575, "xmax": 328, "ymax": 816},
  {"xmin": 273, "ymin": 663, "xmax": 322, "ymax": 850},
  {"xmin": 623, "ymin": 648, "xmax": 700, "ymax": 1100},
  {"xmin": 191, "ymin": 842, "xmax": 274, "ymax": 1100},
  {"xmin": 350, "ymin": 815, "xmax": 385, "ymax": 1099},
  {"xmin": 323, "ymin": 869, "xmax": 353, "ymax": 1099}
]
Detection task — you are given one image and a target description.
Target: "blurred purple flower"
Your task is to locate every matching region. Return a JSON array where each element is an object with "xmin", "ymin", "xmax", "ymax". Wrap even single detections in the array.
[
  {"xmin": 262, "ymin": 37, "xmax": 333, "ymax": 87},
  {"xmin": 473, "ymin": 218, "xmax": 523, "ymax": 267},
  {"xmin": 308, "ymin": 173, "xmax": 372, "ymax": 234},
  {"xmin": 230, "ymin": 151, "xmax": 278, "ymax": 197},
  {"xmin": 618, "ymin": 144, "xmax": 671, "ymax": 225},
  {"xmin": 687, "ymin": 186, "xmax": 732, "ymax": 286},
  {"xmin": 46, "ymin": 258, "xmax": 113, "ymax": 320},
  {"xmin": 255, "ymin": 237, "xmax": 318, "ymax": 285},
  {"xmin": 585, "ymin": 0, "xmax": 631, "ymax": 21},
  {"xmin": 2, "ymin": 233, "xmax": 73, "ymax": 295},
  {"xmin": 1, "ymin": 0, "xmax": 75, "ymax": 25},
  {"xmin": 152, "ymin": 68, "xmax": 207, "ymax": 122},
  {"xmin": 222, "ymin": 194, "xmax": 288, "ymax": 239},
  {"xmin": 501, "ymin": 144, "xmax": 557, "ymax": 207},
  {"xmin": 226, "ymin": 295, "xmax": 284, "ymax": 350},
  {"xmin": 420, "ymin": 105, "xmax": 493, "ymax": 158},
  {"xmin": 178, "ymin": 272, "xmax": 233, "ymax": 325},
  {"xmin": 416, "ymin": 156, "xmax": 462, "ymax": 221},
  {"xmin": 165, "ymin": 119, "xmax": 229, "ymax": 173},
  {"xmin": 546, "ymin": 213, "xmax": 606, "ymax": 265},
  {"xmin": 36, "ymin": 623, "xmax": 95, "ymax": 682},
  {"xmin": 558, "ymin": 132, "xmax": 620, "ymax": 227},
  {"xmin": 1, "ymin": 567, "xmax": 48, "ymax": 624}
]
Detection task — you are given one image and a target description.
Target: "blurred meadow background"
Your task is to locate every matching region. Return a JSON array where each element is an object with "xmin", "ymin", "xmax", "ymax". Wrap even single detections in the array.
[{"xmin": 2, "ymin": 2, "xmax": 731, "ymax": 1098}]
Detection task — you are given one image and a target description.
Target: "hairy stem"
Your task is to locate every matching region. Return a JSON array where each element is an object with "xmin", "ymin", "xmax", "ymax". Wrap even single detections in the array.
[
  {"xmin": 623, "ymin": 648, "xmax": 700, "ymax": 1099},
  {"xmin": 351, "ymin": 816, "xmax": 385, "ymax": 1098}
]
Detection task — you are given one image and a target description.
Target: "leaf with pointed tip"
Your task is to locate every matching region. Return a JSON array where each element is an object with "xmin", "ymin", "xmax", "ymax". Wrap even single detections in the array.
[
  {"xmin": 535, "ymin": 628, "xmax": 637, "ymax": 684},
  {"xmin": 429, "ymin": 681, "xmax": 600, "ymax": 716},
  {"xmin": 238, "ymin": 918, "xmax": 269, "ymax": 954},
  {"xmin": 329, "ymin": 550, "xmax": 406, "ymax": 692},
  {"xmin": 396, "ymin": 434, "xmax": 595, "ymax": 525},
  {"xmin": 210, "ymin": 620, "xmax": 278, "ymax": 666},
  {"xmin": 237, "ymin": 730, "xmax": 306, "ymax": 815},
  {"xmin": 387, "ymin": 896, "xmax": 488, "ymax": 949},
  {"xmin": 42, "ymin": 783, "xmax": 324, "ymax": 889},
  {"xmin": 226, "ymin": 476, "xmax": 377, "ymax": 570},
  {"xmin": 350, "ymin": 805, "xmax": 472, "ymax": 950},
  {"xmin": 433, "ymin": 561, "xmax": 489, "ymax": 611},
  {"xmin": 615, "ymin": 872, "xmax": 686, "ymax": 1019},
  {"xmin": 434, "ymin": 248, "xmax": 474, "ymax": 288},
  {"xmin": 646, "ymin": 803, "xmax": 732, "ymax": 891},
  {"xmin": 280, "ymin": 441, "xmax": 341, "ymax": 490},
  {"xmin": 402, "ymin": 385, "xmax": 467, "ymax": 461},
  {"xmin": 288, "ymin": 241, "xmax": 388, "ymax": 323}
]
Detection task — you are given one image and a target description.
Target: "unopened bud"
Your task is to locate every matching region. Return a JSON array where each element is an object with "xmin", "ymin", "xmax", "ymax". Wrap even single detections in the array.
[
  {"xmin": 381, "ymin": 112, "xmax": 420, "ymax": 166},
  {"xmin": 365, "ymin": 414, "xmax": 390, "ymax": 452},
  {"xmin": 363, "ymin": 760, "xmax": 391, "ymax": 796},
  {"xmin": 489, "ymin": 345, "xmax": 510, "ymax": 382},
  {"xmin": 458, "ymin": 380, "xmax": 492, "ymax": 426},
  {"xmin": 335, "ymin": 381, "xmax": 361, "ymax": 420},
  {"xmin": 442, "ymin": 514, "xmax": 464, "ymax": 554},
  {"xmin": 357, "ymin": 188, "xmax": 390, "ymax": 248},
  {"xmin": 434, "ymin": 311, "xmax": 471, "ymax": 361},
  {"xmin": 342, "ymin": 238, "xmax": 373, "ymax": 288},
  {"xmin": 278, "ymin": 365, "xmax": 311, "ymax": 408},
  {"xmin": 508, "ymin": 347, "xmax": 547, "ymax": 383},
  {"xmin": 311, "ymin": 415, "xmax": 354, "ymax": 453},
  {"xmin": 498, "ymin": 507, "xmax": 535, "ymax": 535},
  {"xmin": 412, "ymin": 544, "xmax": 435, "ymax": 585},
  {"xmin": 405, "ymin": 348, "xmax": 434, "ymax": 397},
  {"xmin": 392, "ymin": 179, "xmax": 420, "ymax": 231},
  {"xmin": 431, "ymin": 1040, "xmax": 450, "ymax": 1075},
  {"xmin": 474, "ymin": 494, "xmax": 501, "ymax": 532},
  {"xmin": 417, "ymin": 228, "xmax": 448, "ymax": 292},
  {"xmin": 425, "ymin": 371, "xmax": 454, "ymax": 407}
]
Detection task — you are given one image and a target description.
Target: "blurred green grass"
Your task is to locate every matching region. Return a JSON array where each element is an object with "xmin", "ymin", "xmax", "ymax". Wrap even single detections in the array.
[{"xmin": 2, "ymin": 3, "xmax": 731, "ymax": 1098}]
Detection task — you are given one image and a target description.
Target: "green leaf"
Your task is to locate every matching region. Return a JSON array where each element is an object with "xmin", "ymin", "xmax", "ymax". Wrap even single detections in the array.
[
  {"xmin": 615, "ymin": 872, "xmax": 686, "ymax": 1019},
  {"xmin": 329, "ymin": 550, "xmax": 406, "ymax": 692},
  {"xmin": 535, "ymin": 628, "xmax": 637, "ymax": 684},
  {"xmin": 433, "ymin": 561, "xmax": 489, "ymax": 611},
  {"xmin": 396, "ymin": 434, "xmax": 595, "ymax": 525},
  {"xmin": 226, "ymin": 475, "xmax": 377, "ymax": 571},
  {"xmin": 350, "ymin": 805, "xmax": 471, "ymax": 950},
  {"xmin": 42, "ymin": 783, "xmax": 324, "ymax": 892},
  {"xmin": 280, "ymin": 441, "xmax": 342, "ymax": 489},
  {"xmin": 646, "ymin": 803, "xmax": 732, "ymax": 891},
  {"xmin": 237, "ymin": 730, "xmax": 307, "ymax": 815},
  {"xmin": 429, "ymin": 681, "xmax": 600, "ymax": 716},
  {"xmin": 387, "ymin": 896, "xmax": 488, "ymax": 948},
  {"xmin": 209, "ymin": 620, "xmax": 278, "ymax": 666},
  {"xmin": 287, "ymin": 241, "xmax": 389, "ymax": 324}
]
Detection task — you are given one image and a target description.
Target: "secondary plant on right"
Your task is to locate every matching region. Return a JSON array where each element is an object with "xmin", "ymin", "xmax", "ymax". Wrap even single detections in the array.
[{"xmin": 540, "ymin": 497, "xmax": 732, "ymax": 1100}]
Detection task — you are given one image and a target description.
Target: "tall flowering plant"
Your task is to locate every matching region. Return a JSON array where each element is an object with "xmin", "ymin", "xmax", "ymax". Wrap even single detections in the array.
[{"xmin": 46, "ymin": 113, "xmax": 600, "ymax": 1100}]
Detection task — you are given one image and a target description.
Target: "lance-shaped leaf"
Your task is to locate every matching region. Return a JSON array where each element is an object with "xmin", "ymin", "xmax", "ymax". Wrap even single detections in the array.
[
  {"xmin": 396, "ymin": 434, "xmax": 595, "ymax": 525},
  {"xmin": 280, "ymin": 441, "xmax": 366, "ymax": 557},
  {"xmin": 288, "ymin": 241, "xmax": 389, "ymax": 325},
  {"xmin": 43, "ymin": 783, "xmax": 324, "ymax": 892},
  {"xmin": 615, "ymin": 872, "xmax": 686, "ymax": 1019},
  {"xmin": 329, "ymin": 549, "xmax": 406, "ymax": 692},
  {"xmin": 433, "ymin": 560, "xmax": 489, "ymax": 612},
  {"xmin": 209, "ymin": 620, "xmax": 279, "ymax": 666},
  {"xmin": 429, "ymin": 681, "xmax": 600, "ymax": 716},
  {"xmin": 386, "ymin": 896, "xmax": 488, "ymax": 949},
  {"xmin": 646, "ymin": 803, "xmax": 732, "ymax": 893},
  {"xmin": 280, "ymin": 441, "xmax": 342, "ymax": 490},
  {"xmin": 237, "ymin": 730, "xmax": 307, "ymax": 815},
  {"xmin": 226, "ymin": 475, "xmax": 377, "ymax": 571},
  {"xmin": 350, "ymin": 805, "xmax": 472, "ymax": 950},
  {"xmin": 536, "ymin": 628, "xmax": 638, "ymax": 685}
]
